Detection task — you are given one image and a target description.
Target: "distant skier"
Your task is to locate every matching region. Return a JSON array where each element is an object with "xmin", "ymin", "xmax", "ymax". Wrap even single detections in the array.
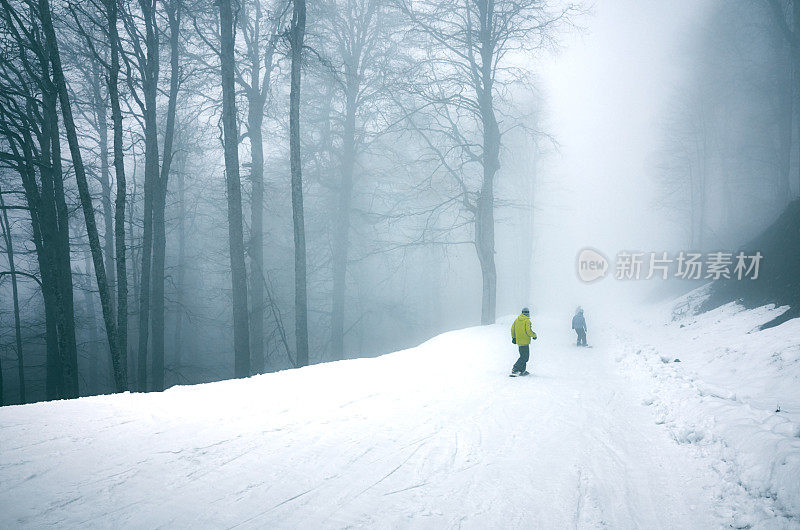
[
  {"xmin": 510, "ymin": 307, "xmax": 537, "ymax": 376},
  {"xmin": 572, "ymin": 307, "xmax": 587, "ymax": 347}
]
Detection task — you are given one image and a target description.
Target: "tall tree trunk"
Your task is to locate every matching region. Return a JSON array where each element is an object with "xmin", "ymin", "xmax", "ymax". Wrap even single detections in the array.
[
  {"xmin": 40, "ymin": 71, "xmax": 79, "ymax": 398},
  {"xmin": 136, "ymin": 0, "xmax": 160, "ymax": 392},
  {"xmin": 39, "ymin": 0, "xmax": 121, "ymax": 395},
  {"xmin": 476, "ymin": 4, "xmax": 499, "ymax": 325},
  {"xmin": 173, "ymin": 143, "xmax": 186, "ymax": 371},
  {"xmin": 82, "ymin": 250, "xmax": 101, "ymax": 394},
  {"xmin": 106, "ymin": 0, "xmax": 128, "ymax": 390},
  {"xmin": 330, "ymin": 83, "xmax": 357, "ymax": 361},
  {"xmin": 91, "ymin": 62, "xmax": 116, "ymax": 318},
  {"xmin": 42, "ymin": 275, "xmax": 60, "ymax": 398},
  {"xmin": 242, "ymin": 4, "xmax": 279, "ymax": 375},
  {"xmin": 51, "ymin": 104, "xmax": 79, "ymax": 396},
  {"xmin": 248, "ymin": 107, "xmax": 266, "ymax": 373},
  {"xmin": 768, "ymin": 0, "xmax": 800, "ymax": 199},
  {"xmin": 0, "ymin": 188, "xmax": 25, "ymax": 403},
  {"xmin": 475, "ymin": 174, "xmax": 497, "ymax": 325},
  {"xmin": 151, "ymin": 0, "xmax": 181, "ymax": 392},
  {"xmin": 778, "ymin": 39, "xmax": 794, "ymax": 204},
  {"xmin": 220, "ymin": 0, "xmax": 251, "ymax": 377},
  {"xmin": 290, "ymin": 0, "xmax": 308, "ymax": 367},
  {"xmin": 792, "ymin": 0, "xmax": 800, "ymax": 197},
  {"xmin": 14, "ymin": 134, "xmax": 62, "ymax": 399},
  {"xmin": 128, "ymin": 158, "xmax": 139, "ymax": 383}
]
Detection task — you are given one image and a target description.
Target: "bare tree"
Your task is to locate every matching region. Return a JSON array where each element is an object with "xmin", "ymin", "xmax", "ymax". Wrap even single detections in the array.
[
  {"xmin": 121, "ymin": 0, "xmax": 159, "ymax": 391},
  {"xmin": 119, "ymin": 0, "xmax": 182, "ymax": 391},
  {"xmin": 655, "ymin": 90, "xmax": 713, "ymax": 249},
  {"xmin": 107, "ymin": 0, "xmax": 129, "ymax": 385},
  {"xmin": 319, "ymin": 0, "xmax": 398, "ymax": 360},
  {"xmin": 766, "ymin": 0, "xmax": 800, "ymax": 199},
  {"xmin": 38, "ymin": 0, "xmax": 122, "ymax": 393},
  {"xmin": 290, "ymin": 0, "xmax": 308, "ymax": 366},
  {"xmin": 150, "ymin": 0, "xmax": 182, "ymax": 391},
  {"xmin": 397, "ymin": 0, "xmax": 576, "ymax": 324},
  {"xmin": 655, "ymin": 2, "xmax": 793, "ymax": 248},
  {"xmin": 0, "ymin": 185, "xmax": 25, "ymax": 402},
  {"xmin": 70, "ymin": 0, "xmax": 132, "ymax": 390},
  {"xmin": 236, "ymin": 0, "xmax": 284, "ymax": 373},
  {"xmin": 171, "ymin": 122, "xmax": 188, "ymax": 373},
  {"xmin": 219, "ymin": 0, "xmax": 252, "ymax": 377},
  {"xmin": 0, "ymin": 1, "xmax": 80, "ymax": 398}
]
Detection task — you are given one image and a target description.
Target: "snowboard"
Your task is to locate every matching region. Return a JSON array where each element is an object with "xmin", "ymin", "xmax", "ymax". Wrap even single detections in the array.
[{"xmin": 509, "ymin": 371, "xmax": 530, "ymax": 377}]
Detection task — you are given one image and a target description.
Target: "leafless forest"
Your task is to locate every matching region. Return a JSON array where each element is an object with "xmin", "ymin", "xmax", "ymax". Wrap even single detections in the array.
[{"xmin": 0, "ymin": 0, "xmax": 798, "ymax": 405}]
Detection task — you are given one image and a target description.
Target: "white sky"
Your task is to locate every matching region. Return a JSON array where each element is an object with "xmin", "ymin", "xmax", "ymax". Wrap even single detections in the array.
[{"xmin": 529, "ymin": 0, "xmax": 714, "ymax": 311}]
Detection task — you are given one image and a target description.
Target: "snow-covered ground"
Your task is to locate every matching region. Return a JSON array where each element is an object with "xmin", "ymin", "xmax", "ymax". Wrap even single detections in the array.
[
  {"xmin": 1, "ymin": 298, "xmax": 799, "ymax": 528},
  {"xmin": 613, "ymin": 289, "xmax": 800, "ymax": 528}
]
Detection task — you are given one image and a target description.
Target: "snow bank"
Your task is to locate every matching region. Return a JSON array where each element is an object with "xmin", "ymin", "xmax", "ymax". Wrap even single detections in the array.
[{"xmin": 614, "ymin": 289, "xmax": 800, "ymax": 527}]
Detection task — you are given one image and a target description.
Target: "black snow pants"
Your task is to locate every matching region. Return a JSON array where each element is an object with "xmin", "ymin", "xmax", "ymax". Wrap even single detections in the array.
[
  {"xmin": 512, "ymin": 345, "xmax": 530, "ymax": 373},
  {"xmin": 576, "ymin": 328, "xmax": 587, "ymax": 346}
]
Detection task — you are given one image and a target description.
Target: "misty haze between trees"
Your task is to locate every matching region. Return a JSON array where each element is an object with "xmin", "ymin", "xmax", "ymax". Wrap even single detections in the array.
[{"xmin": 0, "ymin": 0, "xmax": 799, "ymax": 408}]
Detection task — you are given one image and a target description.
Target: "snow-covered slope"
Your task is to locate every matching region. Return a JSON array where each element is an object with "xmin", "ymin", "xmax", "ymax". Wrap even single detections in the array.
[
  {"xmin": 1, "ymin": 310, "xmax": 798, "ymax": 528},
  {"xmin": 614, "ymin": 290, "xmax": 800, "ymax": 528}
]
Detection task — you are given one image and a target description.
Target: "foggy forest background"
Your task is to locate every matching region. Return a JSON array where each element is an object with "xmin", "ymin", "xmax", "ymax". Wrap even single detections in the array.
[{"xmin": 0, "ymin": 0, "xmax": 798, "ymax": 405}]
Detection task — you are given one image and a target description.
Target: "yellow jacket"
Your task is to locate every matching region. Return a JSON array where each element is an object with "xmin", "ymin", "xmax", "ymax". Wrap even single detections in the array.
[{"xmin": 511, "ymin": 314, "xmax": 536, "ymax": 346}]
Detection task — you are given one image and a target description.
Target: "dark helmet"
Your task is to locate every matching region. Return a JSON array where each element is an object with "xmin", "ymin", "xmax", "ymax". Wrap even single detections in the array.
[{"xmin": 522, "ymin": 307, "xmax": 530, "ymax": 315}]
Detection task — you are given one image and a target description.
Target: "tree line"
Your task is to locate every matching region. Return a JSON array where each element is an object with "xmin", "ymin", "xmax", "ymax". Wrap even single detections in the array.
[
  {"xmin": 655, "ymin": 0, "xmax": 800, "ymax": 250},
  {"xmin": 0, "ymin": 0, "xmax": 577, "ymax": 405}
]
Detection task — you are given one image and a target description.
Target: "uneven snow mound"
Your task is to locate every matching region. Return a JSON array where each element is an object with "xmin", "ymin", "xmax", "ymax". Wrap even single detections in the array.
[{"xmin": 616, "ymin": 300, "xmax": 800, "ymax": 527}]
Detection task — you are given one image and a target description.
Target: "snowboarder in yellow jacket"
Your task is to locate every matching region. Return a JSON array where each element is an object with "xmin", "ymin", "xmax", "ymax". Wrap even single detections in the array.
[{"xmin": 510, "ymin": 307, "xmax": 537, "ymax": 376}]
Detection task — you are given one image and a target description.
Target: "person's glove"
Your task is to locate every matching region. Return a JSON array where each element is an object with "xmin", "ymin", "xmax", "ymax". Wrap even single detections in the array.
[
  {"xmin": 532, "ymin": 333, "xmax": 537, "ymax": 340},
  {"xmin": 512, "ymin": 337, "xmax": 516, "ymax": 344}
]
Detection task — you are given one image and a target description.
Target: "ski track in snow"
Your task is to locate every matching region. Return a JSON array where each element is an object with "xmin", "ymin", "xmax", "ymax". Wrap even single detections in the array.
[{"xmin": 0, "ymin": 311, "xmax": 796, "ymax": 528}]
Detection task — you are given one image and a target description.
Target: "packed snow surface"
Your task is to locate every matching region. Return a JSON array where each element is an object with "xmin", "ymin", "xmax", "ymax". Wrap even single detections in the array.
[{"xmin": 1, "ymin": 302, "xmax": 799, "ymax": 528}]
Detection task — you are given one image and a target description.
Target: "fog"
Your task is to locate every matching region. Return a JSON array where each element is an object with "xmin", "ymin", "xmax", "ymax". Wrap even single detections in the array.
[
  {"xmin": 0, "ymin": 0, "xmax": 795, "ymax": 404},
  {"xmin": 531, "ymin": 0, "xmax": 711, "ymax": 312}
]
